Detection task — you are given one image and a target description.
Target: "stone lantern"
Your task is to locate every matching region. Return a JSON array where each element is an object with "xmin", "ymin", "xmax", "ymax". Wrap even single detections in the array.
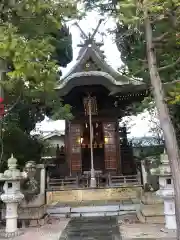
[
  {"xmin": 0, "ymin": 154, "xmax": 25, "ymax": 237},
  {"xmin": 151, "ymin": 150, "xmax": 176, "ymax": 230}
]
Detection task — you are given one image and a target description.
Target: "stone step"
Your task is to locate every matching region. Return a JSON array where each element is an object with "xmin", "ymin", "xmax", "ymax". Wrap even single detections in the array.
[
  {"xmin": 52, "ymin": 211, "xmax": 132, "ymax": 218},
  {"xmin": 47, "ymin": 203, "xmax": 140, "ymax": 218}
]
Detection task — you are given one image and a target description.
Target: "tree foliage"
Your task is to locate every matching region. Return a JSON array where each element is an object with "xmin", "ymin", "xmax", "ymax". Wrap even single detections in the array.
[
  {"xmin": 83, "ymin": 0, "xmax": 180, "ymax": 142},
  {"xmin": 83, "ymin": 0, "xmax": 180, "ymax": 102},
  {"xmin": 0, "ymin": 0, "xmax": 78, "ymax": 166},
  {"xmin": 0, "ymin": 0, "xmax": 76, "ymax": 94}
]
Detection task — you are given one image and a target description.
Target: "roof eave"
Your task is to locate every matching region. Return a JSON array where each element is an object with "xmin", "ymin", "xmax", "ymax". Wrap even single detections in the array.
[{"xmin": 56, "ymin": 71, "xmax": 147, "ymax": 96}]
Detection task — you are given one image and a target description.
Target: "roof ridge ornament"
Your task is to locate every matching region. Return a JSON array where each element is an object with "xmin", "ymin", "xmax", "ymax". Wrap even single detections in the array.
[{"xmin": 73, "ymin": 19, "xmax": 104, "ymax": 47}]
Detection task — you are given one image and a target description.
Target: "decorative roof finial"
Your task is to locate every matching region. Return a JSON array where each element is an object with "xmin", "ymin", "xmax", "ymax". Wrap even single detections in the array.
[
  {"xmin": 73, "ymin": 22, "xmax": 88, "ymax": 40},
  {"xmin": 74, "ymin": 19, "xmax": 104, "ymax": 47},
  {"xmin": 91, "ymin": 18, "xmax": 104, "ymax": 40}
]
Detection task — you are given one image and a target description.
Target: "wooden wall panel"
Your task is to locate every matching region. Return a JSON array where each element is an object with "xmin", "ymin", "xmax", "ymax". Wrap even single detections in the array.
[
  {"xmin": 69, "ymin": 123, "xmax": 82, "ymax": 174},
  {"xmin": 103, "ymin": 122, "xmax": 117, "ymax": 171}
]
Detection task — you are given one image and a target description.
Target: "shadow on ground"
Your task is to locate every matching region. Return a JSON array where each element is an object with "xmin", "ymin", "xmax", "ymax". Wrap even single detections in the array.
[{"xmin": 59, "ymin": 216, "xmax": 121, "ymax": 240}]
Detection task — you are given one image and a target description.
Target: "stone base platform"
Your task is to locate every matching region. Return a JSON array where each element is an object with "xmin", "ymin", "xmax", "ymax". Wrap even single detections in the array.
[
  {"xmin": 46, "ymin": 186, "xmax": 142, "ymax": 205},
  {"xmin": 47, "ymin": 187, "xmax": 142, "ymax": 218},
  {"xmin": 137, "ymin": 192, "xmax": 165, "ymax": 224},
  {"xmin": 1, "ymin": 195, "xmax": 47, "ymax": 228},
  {"xmin": 0, "ymin": 230, "xmax": 23, "ymax": 239},
  {"xmin": 137, "ymin": 203, "xmax": 165, "ymax": 224}
]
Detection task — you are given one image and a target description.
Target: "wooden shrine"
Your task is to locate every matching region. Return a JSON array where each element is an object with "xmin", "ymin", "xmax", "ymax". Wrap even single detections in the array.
[{"xmin": 56, "ymin": 21, "xmax": 148, "ymax": 178}]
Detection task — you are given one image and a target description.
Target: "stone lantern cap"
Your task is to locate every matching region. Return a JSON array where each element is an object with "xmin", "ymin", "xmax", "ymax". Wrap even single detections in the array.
[
  {"xmin": 151, "ymin": 150, "xmax": 172, "ymax": 176},
  {"xmin": 0, "ymin": 154, "xmax": 25, "ymax": 181}
]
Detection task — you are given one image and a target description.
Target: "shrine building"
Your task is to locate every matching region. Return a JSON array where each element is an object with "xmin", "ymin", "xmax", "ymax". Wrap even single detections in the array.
[{"xmin": 47, "ymin": 23, "xmax": 148, "ymax": 189}]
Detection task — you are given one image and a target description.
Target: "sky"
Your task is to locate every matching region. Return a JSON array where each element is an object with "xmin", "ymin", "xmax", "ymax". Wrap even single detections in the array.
[{"xmin": 35, "ymin": 11, "xmax": 152, "ymax": 138}]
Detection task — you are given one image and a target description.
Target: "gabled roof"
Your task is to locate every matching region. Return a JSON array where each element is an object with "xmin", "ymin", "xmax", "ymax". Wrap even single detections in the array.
[
  {"xmin": 61, "ymin": 44, "xmax": 131, "ymax": 82},
  {"xmin": 56, "ymin": 38, "xmax": 146, "ymax": 95}
]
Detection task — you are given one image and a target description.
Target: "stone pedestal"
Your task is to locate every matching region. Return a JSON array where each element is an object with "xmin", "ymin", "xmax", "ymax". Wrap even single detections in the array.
[
  {"xmin": 164, "ymin": 196, "xmax": 176, "ymax": 229},
  {"xmin": 141, "ymin": 160, "xmax": 148, "ymax": 188},
  {"xmin": 6, "ymin": 202, "xmax": 18, "ymax": 233},
  {"xmin": 0, "ymin": 154, "xmax": 25, "ymax": 238},
  {"xmin": 18, "ymin": 163, "xmax": 47, "ymax": 227},
  {"xmin": 151, "ymin": 151, "xmax": 176, "ymax": 230},
  {"xmin": 137, "ymin": 192, "xmax": 164, "ymax": 224}
]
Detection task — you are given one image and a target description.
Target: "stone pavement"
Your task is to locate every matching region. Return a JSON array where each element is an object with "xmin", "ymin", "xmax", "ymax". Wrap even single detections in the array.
[
  {"xmin": 12, "ymin": 218, "xmax": 70, "ymax": 240},
  {"xmin": 120, "ymin": 223, "xmax": 176, "ymax": 239},
  {"xmin": 59, "ymin": 216, "xmax": 121, "ymax": 240},
  {"xmin": 0, "ymin": 216, "xmax": 178, "ymax": 240}
]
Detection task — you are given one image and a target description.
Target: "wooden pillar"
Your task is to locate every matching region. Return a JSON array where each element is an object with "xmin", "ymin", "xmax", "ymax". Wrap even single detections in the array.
[{"xmin": 103, "ymin": 122, "xmax": 118, "ymax": 173}]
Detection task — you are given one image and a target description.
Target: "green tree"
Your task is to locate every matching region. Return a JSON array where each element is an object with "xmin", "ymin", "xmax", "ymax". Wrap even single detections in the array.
[{"xmin": 0, "ymin": 0, "xmax": 77, "ymax": 166}]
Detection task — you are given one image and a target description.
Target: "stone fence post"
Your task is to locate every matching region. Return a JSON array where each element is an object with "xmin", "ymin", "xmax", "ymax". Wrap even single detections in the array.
[{"xmin": 36, "ymin": 164, "xmax": 46, "ymax": 195}]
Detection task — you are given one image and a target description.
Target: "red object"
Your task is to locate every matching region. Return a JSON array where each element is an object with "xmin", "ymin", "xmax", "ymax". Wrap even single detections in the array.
[{"xmin": 0, "ymin": 97, "xmax": 3, "ymax": 103}]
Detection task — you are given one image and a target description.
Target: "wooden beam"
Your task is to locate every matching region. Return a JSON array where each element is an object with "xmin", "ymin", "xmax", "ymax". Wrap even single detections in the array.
[
  {"xmin": 73, "ymin": 22, "xmax": 88, "ymax": 39},
  {"xmin": 91, "ymin": 19, "xmax": 104, "ymax": 40}
]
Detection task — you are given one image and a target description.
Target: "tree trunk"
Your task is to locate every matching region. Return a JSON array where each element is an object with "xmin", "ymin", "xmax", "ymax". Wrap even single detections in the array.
[{"xmin": 144, "ymin": 5, "xmax": 180, "ymax": 238}]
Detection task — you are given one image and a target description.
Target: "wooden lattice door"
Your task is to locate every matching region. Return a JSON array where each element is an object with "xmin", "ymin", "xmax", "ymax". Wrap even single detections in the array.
[
  {"xmin": 103, "ymin": 122, "xmax": 117, "ymax": 171},
  {"xmin": 69, "ymin": 123, "xmax": 82, "ymax": 174}
]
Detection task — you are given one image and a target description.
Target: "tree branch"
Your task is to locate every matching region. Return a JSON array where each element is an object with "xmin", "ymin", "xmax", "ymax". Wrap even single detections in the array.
[
  {"xmin": 133, "ymin": 66, "xmax": 148, "ymax": 76},
  {"xmin": 158, "ymin": 57, "xmax": 180, "ymax": 72},
  {"xmin": 153, "ymin": 32, "xmax": 169, "ymax": 42},
  {"xmin": 138, "ymin": 58, "xmax": 147, "ymax": 63}
]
